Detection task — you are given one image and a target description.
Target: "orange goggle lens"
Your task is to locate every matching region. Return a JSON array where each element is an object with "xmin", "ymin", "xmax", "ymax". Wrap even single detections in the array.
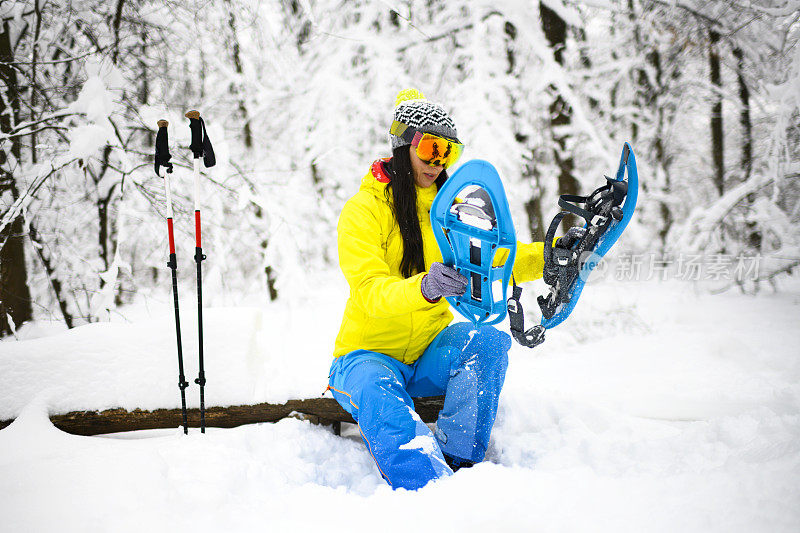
[{"xmin": 413, "ymin": 133, "xmax": 463, "ymax": 169}]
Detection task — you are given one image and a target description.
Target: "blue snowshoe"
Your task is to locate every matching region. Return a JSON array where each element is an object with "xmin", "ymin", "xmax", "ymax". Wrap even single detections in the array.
[
  {"xmin": 430, "ymin": 159, "xmax": 517, "ymax": 327},
  {"xmin": 507, "ymin": 142, "xmax": 639, "ymax": 347}
]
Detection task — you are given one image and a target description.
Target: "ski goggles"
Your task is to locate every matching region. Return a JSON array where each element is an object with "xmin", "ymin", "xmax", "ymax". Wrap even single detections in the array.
[
  {"xmin": 390, "ymin": 121, "xmax": 464, "ymax": 169},
  {"xmin": 412, "ymin": 132, "xmax": 463, "ymax": 169}
]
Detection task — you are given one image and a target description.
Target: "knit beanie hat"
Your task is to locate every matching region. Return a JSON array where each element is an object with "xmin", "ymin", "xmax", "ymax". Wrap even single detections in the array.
[{"xmin": 389, "ymin": 88, "xmax": 459, "ymax": 150}]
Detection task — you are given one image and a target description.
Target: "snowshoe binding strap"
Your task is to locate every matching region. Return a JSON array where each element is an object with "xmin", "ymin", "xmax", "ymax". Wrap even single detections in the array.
[
  {"xmin": 557, "ymin": 178, "xmax": 627, "ymax": 227},
  {"xmin": 538, "ymin": 177, "xmax": 629, "ymax": 321},
  {"xmin": 507, "ymin": 279, "xmax": 546, "ymax": 348},
  {"xmin": 539, "ymin": 212, "xmax": 579, "ymax": 320}
]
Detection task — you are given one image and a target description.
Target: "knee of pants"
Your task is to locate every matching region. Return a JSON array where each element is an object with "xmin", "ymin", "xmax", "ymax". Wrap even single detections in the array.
[
  {"xmin": 357, "ymin": 377, "xmax": 416, "ymax": 428},
  {"xmin": 342, "ymin": 364, "xmax": 411, "ymax": 424},
  {"xmin": 454, "ymin": 325, "xmax": 511, "ymax": 371},
  {"xmin": 330, "ymin": 358, "xmax": 405, "ymax": 415},
  {"xmin": 478, "ymin": 324, "xmax": 512, "ymax": 355}
]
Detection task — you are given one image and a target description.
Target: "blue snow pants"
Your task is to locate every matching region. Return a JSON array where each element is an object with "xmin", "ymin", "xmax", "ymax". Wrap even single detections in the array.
[{"xmin": 327, "ymin": 322, "xmax": 511, "ymax": 490}]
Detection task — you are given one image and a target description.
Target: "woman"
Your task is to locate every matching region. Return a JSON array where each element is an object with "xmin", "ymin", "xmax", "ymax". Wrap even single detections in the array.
[{"xmin": 327, "ymin": 89, "xmax": 548, "ymax": 490}]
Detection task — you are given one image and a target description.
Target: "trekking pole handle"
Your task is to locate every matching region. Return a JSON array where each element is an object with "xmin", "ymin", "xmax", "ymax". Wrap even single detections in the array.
[
  {"xmin": 185, "ymin": 110, "xmax": 204, "ymax": 157},
  {"xmin": 155, "ymin": 119, "xmax": 175, "ymax": 220}
]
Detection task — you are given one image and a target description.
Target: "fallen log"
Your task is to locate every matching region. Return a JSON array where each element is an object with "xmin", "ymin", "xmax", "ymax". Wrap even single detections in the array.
[{"xmin": 0, "ymin": 396, "xmax": 446, "ymax": 436}]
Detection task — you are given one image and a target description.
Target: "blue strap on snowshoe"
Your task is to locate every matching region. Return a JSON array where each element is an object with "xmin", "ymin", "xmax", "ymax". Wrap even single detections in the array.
[{"xmin": 430, "ymin": 160, "xmax": 516, "ymax": 327}]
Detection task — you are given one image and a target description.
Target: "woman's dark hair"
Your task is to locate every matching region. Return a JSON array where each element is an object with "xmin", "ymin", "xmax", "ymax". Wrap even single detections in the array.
[{"xmin": 386, "ymin": 145, "xmax": 448, "ymax": 279}]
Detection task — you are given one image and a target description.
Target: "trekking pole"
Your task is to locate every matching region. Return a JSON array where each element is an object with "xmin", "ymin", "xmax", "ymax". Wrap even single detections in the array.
[
  {"xmin": 155, "ymin": 119, "xmax": 189, "ymax": 435},
  {"xmin": 185, "ymin": 110, "xmax": 215, "ymax": 433}
]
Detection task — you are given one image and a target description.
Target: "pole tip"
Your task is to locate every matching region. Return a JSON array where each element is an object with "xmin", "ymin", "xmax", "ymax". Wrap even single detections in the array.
[
  {"xmin": 157, "ymin": 119, "xmax": 169, "ymax": 128},
  {"xmin": 185, "ymin": 110, "xmax": 201, "ymax": 120}
]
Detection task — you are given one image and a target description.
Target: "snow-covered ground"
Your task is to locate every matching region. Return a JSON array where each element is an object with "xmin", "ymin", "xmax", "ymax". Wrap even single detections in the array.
[{"xmin": 1, "ymin": 276, "xmax": 799, "ymax": 532}]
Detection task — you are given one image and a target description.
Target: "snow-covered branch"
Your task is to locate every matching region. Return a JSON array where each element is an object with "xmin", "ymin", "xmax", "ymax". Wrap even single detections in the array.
[{"xmin": 0, "ymin": 110, "xmax": 76, "ymax": 141}]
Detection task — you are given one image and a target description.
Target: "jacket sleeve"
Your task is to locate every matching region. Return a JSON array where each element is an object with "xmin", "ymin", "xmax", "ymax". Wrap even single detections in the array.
[
  {"xmin": 337, "ymin": 193, "xmax": 431, "ymax": 318},
  {"xmin": 493, "ymin": 241, "xmax": 547, "ymax": 284}
]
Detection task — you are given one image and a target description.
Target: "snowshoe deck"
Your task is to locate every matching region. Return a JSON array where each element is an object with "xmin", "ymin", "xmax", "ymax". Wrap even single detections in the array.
[{"xmin": 430, "ymin": 160, "xmax": 517, "ymax": 327}]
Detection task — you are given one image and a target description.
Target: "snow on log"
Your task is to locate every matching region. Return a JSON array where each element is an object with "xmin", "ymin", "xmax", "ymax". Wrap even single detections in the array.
[{"xmin": 0, "ymin": 396, "xmax": 445, "ymax": 436}]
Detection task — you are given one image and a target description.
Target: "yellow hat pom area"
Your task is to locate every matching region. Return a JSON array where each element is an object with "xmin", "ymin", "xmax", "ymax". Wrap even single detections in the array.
[{"xmin": 394, "ymin": 88, "xmax": 426, "ymax": 107}]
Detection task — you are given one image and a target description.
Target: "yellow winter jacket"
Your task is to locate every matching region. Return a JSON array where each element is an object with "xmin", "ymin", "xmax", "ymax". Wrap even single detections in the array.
[{"xmin": 333, "ymin": 160, "xmax": 546, "ymax": 365}]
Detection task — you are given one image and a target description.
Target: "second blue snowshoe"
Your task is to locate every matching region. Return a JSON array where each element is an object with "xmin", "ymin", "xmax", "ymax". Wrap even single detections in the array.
[{"xmin": 507, "ymin": 142, "xmax": 639, "ymax": 347}]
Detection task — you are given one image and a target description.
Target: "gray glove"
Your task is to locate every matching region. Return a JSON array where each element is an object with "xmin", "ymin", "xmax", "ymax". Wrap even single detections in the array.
[
  {"xmin": 556, "ymin": 227, "xmax": 587, "ymax": 250},
  {"xmin": 421, "ymin": 262, "xmax": 468, "ymax": 302}
]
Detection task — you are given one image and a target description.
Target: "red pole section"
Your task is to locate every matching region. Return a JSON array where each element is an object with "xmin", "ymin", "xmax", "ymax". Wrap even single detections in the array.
[
  {"xmin": 167, "ymin": 218, "xmax": 176, "ymax": 254},
  {"xmin": 195, "ymin": 210, "xmax": 201, "ymax": 248}
]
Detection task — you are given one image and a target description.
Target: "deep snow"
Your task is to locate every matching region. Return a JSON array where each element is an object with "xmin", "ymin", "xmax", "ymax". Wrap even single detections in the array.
[{"xmin": 1, "ymin": 276, "xmax": 799, "ymax": 532}]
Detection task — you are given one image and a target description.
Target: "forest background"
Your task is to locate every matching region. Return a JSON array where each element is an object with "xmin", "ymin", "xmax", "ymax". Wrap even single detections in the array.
[{"xmin": 0, "ymin": 0, "xmax": 798, "ymax": 335}]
